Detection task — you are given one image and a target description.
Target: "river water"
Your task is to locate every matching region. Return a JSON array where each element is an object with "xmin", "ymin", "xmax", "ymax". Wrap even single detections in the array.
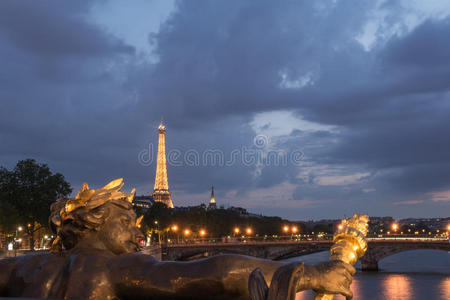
[{"xmin": 282, "ymin": 249, "xmax": 450, "ymax": 300}]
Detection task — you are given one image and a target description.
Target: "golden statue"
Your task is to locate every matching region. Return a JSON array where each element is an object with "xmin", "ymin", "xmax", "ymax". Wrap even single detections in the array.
[
  {"xmin": 0, "ymin": 179, "xmax": 359, "ymax": 300},
  {"xmin": 315, "ymin": 214, "xmax": 369, "ymax": 300}
]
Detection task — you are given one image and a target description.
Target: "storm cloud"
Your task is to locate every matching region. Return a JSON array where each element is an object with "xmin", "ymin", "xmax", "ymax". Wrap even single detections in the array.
[{"xmin": 1, "ymin": 0, "xmax": 449, "ymax": 219}]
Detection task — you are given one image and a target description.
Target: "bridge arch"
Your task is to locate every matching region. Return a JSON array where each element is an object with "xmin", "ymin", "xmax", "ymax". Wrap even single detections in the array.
[
  {"xmin": 360, "ymin": 242, "xmax": 450, "ymax": 271},
  {"xmin": 378, "ymin": 249, "xmax": 449, "ymax": 269}
]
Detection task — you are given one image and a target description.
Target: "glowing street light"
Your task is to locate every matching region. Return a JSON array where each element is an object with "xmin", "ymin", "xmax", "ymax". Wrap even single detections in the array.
[
  {"xmin": 234, "ymin": 227, "xmax": 240, "ymax": 234},
  {"xmin": 447, "ymin": 225, "xmax": 450, "ymax": 231},
  {"xmin": 171, "ymin": 225, "xmax": 178, "ymax": 231},
  {"xmin": 292, "ymin": 226, "xmax": 298, "ymax": 234},
  {"xmin": 337, "ymin": 224, "xmax": 343, "ymax": 231},
  {"xmin": 184, "ymin": 229, "xmax": 190, "ymax": 236},
  {"xmin": 283, "ymin": 226, "xmax": 289, "ymax": 233},
  {"xmin": 199, "ymin": 229, "xmax": 206, "ymax": 237},
  {"xmin": 392, "ymin": 223, "xmax": 398, "ymax": 231},
  {"xmin": 17, "ymin": 226, "xmax": 23, "ymax": 232},
  {"xmin": 246, "ymin": 228, "xmax": 253, "ymax": 235}
]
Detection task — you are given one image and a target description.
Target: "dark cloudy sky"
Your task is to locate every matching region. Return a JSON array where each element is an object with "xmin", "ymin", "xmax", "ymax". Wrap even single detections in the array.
[{"xmin": 1, "ymin": 0, "xmax": 450, "ymax": 220}]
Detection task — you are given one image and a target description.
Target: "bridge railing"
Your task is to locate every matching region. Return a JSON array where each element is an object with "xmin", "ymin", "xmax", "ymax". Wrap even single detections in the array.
[{"xmin": 158, "ymin": 235, "xmax": 448, "ymax": 247}]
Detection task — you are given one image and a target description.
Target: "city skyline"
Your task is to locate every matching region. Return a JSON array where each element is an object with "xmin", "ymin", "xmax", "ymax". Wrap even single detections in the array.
[{"xmin": 1, "ymin": 1, "xmax": 450, "ymax": 219}]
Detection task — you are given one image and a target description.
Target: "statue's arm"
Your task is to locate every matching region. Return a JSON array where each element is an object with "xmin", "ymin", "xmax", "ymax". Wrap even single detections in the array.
[
  {"xmin": 112, "ymin": 253, "xmax": 286, "ymax": 299},
  {"xmin": 0, "ymin": 257, "xmax": 15, "ymax": 295},
  {"xmin": 111, "ymin": 253, "xmax": 354, "ymax": 299}
]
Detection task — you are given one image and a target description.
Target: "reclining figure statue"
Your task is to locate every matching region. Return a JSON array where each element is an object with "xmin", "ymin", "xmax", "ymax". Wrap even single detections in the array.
[{"xmin": 0, "ymin": 179, "xmax": 355, "ymax": 300}]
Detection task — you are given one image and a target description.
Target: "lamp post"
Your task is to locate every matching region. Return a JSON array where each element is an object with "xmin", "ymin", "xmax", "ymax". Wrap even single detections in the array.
[
  {"xmin": 291, "ymin": 226, "xmax": 298, "ymax": 240},
  {"xmin": 171, "ymin": 225, "xmax": 179, "ymax": 244},
  {"xmin": 14, "ymin": 226, "xmax": 23, "ymax": 256},
  {"xmin": 154, "ymin": 221, "xmax": 160, "ymax": 246},
  {"xmin": 246, "ymin": 227, "xmax": 252, "ymax": 242},
  {"xmin": 392, "ymin": 223, "xmax": 398, "ymax": 238},
  {"xmin": 184, "ymin": 229, "xmax": 190, "ymax": 243},
  {"xmin": 233, "ymin": 227, "xmax": 240, "ymax": 242},
  {"xmin": 199, "ymin": 229, "xmax": 206, "ymax": 243}
]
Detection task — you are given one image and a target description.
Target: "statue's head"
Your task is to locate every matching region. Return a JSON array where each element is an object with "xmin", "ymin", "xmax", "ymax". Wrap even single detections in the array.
[{"xmin": 49, "ymin": 178, "xmax": 144, "ymax": 255}]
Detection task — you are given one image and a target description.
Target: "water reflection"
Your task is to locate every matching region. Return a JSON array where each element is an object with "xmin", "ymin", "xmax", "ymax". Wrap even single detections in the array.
[
  {"xmin": 289, "ymin": 250, "xmax": 449, "ymax": 300},
  {"xmin": 295, "ymin": 278, "xmax": 361, "ymax": 300},
  {"xmin": 294, "ymin": 273, "xmax": 450, "ymax": 300},
  {"xmin": 440, "ymin": 277, "xmax": 450, "ymax": 299},
  {"xmin": 382, "ymin": 274, "xmax": 412, "ymax": 300}
]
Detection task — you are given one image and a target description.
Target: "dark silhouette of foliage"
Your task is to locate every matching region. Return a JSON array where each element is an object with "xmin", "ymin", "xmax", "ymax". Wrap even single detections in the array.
[
  {"xmin": 140, "ymin": 203, "xmax": 305, "ymax": 241},
  {"xmin": 0, "ymin": 159, "xmax": 72, "ymax": 249}
]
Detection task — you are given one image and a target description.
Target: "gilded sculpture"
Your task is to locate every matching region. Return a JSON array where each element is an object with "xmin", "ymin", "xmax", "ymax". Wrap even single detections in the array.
[{"xmin": 0, "ymin": 179, "xmax": 361, "ymax": 300}]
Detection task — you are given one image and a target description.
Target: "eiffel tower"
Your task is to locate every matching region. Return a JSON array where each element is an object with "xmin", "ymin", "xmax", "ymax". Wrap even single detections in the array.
[{"xmin": 152, "ymin": 119, "xmax": 174, "ymax": 208}]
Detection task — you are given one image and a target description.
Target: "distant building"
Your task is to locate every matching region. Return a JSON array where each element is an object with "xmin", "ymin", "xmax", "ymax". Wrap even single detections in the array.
[
  {"xmin": 228, "ymin": 206, "xmax": 248, "ymax": 216},
  {"xmin": 133, "ymin": 195, "xmax": 153, "ymax": 210},
  {"xmin": 208, "ymin": 186, "xmax": 217, "ymax": 210}
]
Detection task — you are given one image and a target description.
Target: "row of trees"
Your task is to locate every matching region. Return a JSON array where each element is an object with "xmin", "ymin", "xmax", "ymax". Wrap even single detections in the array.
[
  {"xmin": 140, "ymin": 202, "xmax": 307, "ymax": 243},
  {"xmin": 0, "ymin": 159, "xmax": 72, "ymax": 250}
]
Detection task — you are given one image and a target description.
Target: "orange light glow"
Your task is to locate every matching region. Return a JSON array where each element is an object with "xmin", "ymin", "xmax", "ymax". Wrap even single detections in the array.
[
  {"xmin": 234, "ymin": 227, "xmax": 240, "ymax": 234},
  {"xmin": 292, "ymin": 226, "xmax": 298, "ymax": 233},
  {"xmin": 392, "ymin": 223, "xmax": 398, "ymax": 231},
  {"xmin": 171, "ymin": 225, "xmax": 178, "ymax": 231},
  {"xmin": 283, "ymin": 226, "xmax": 289, "ymax": 232},
  {"xmin": 199, "ymin": 229, "xmax": 206, "ymax": 237},
  {"xmin": 184, "ymin": 229, "xmax": 190, "ymax": 236},
  {"xmin": 338, "ymin": 224, "xmax": 343, "ymax": 230},
  {"xmin": 246, "ymin": 228, "xmax": 252, "ymax": 235}
]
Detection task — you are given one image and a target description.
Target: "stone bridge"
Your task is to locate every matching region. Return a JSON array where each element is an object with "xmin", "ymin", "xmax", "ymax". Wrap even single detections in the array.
[
  {"xmin": 359, "ymin": 239, "xmax": 450, "ymax": 270},
  {"xmin": 160, "ymin": 239, "xmax": 450, "ymax": 271}
]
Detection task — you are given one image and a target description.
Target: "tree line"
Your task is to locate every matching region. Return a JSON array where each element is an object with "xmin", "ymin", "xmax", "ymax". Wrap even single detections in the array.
[
  {"xmin": 140, "ymin": 202, "xmax": 308, "ymax": 243},
  {"xmin": 0, "ymin": 159, "xmax": 72, "ymax": 250}
]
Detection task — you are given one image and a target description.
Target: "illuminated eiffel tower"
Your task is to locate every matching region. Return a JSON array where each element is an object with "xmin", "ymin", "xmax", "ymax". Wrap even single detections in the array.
[{"xmin": 152, "ymin": 119, "xmax": 174, "ymax": 208}]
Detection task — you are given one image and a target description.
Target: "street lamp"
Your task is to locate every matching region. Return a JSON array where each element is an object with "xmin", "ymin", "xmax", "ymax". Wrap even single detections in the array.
[
  {"xmin": 337, "ymin": 224, "xmax": 343, "ymax": 231},
  {"xmin": 234, "ymin": 227, "xmax": 240, "ymax": 234},
  {"xmin": 199, "ymin": 229, "xmax": 206, "ymax": 238},
  {"xmin": 392, "ymin": 223, "xmax": 398, "ymax": 231},
  {"xmin": 171, "ymin": 225, "xmax": 179, "ymax": 244},
  {"xmin": 246, "ymin": 228, "xmax": 252, "ymax": 235},
  {"xmin": 283, "ymin": 226, "xmax": 289, "ymax": 234},
  {"xmin": 292, "ymin": 226, "xmax": 298, "ymax": 234},
  {"xmin": 17, "ymin": 226, "xmax": 23, "ymax": 232},
  {"xmin": 154, "ymin": 221, "xmax": 160, "ymax": 246}
]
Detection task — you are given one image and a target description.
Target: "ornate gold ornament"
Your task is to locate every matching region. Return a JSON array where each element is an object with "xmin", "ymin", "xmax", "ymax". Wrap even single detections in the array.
[{"xmin": 315, "ymin": 213, "xmax": 369, "ymax": 300}]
